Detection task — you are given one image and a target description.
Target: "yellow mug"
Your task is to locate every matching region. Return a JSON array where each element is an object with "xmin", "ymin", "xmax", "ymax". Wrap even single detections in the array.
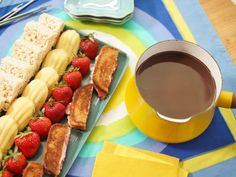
[{"xmin": 125, "ymin": 40, "xmax": 236, "ymax": 143}]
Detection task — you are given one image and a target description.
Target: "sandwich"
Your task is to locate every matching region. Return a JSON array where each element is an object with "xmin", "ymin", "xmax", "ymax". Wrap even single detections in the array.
[
  {"xmin": 44, "ymin": 124, "xmax": 71, "ymax": 177},
  {"xmin": 68, "ymin": 84, "xmax": 93, "ymax": 130},
  {"xmin": 22, "ymin": 162, "xmax": 44, "ymax": 177},
  {"xmin": 92, "ymin": 45, "xmax": 119, "ymax": 99}
]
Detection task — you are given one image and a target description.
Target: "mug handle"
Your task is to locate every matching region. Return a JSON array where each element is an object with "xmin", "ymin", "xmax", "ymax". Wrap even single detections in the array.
[{"xmin": 216, "ymin": 91, "xmax": 236, "ymax": 108}]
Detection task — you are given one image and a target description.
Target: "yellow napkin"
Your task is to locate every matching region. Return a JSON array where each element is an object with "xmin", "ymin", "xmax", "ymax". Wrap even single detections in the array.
[
  {"xmin": 92, "ymin": 142, "xmax": 188, "ymax": 177},
  {"xmin": 102, "ymin": 141, "xmax": 179, "ymax": 166}
]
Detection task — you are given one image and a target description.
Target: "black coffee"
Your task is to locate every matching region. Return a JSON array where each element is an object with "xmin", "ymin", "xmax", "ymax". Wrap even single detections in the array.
[{"xmin": 136, "ymin": 51, "xmax": 216, "ymax": 119}]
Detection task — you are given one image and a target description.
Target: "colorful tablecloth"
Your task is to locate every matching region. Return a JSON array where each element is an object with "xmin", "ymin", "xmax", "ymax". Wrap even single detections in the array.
[{"xmin": 1, "ymin": 0, "xmax": 236, "ymax": 177}]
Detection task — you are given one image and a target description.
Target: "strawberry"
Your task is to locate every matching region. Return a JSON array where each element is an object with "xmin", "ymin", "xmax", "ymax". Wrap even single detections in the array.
[
  {"xmin": 3, "ymin": 147, "xmax": 27, "ymax": 175},
  {"xmin": 51, "ymin": 86, "xmax": 73, "ymax": 106},
  {"xmin": 80, "ymin": 33, "xmax": 99, "ymax": 59},
  {"xmin": 14, "ymin": 129, "xmax": 40, "ymax": 159},
  {"xmin": 0, "ymin": 169, "xmax": 13, "ymax": 177},
  {"xmin": 72, "ymin": 55, "xmax": 91, "ymax": 76},
  {"xmin": 63, "ymin": 70, "xmax": 82, "ymax": 90},
  {"xmin": 29, "ymin": 115, "xmax": 52, "ymax": 139},
  {"xmin": 43, "ymin": 100, "xmax": 66, "ymax": 123}
]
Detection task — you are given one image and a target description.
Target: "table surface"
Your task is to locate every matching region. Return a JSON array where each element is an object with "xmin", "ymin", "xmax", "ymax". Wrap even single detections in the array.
[
  {"xmin": 200, "ymin": 0, "xmax": 236, "ymax": 63},
  {"xmin": 1, "ymin": 1, "xmax": 236, "ymax": 177}
]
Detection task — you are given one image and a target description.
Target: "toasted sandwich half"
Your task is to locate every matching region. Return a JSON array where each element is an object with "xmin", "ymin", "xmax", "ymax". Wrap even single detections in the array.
[
  {"xmin": 23, "ymin": 162, "xmax": 44, "ymax": 177},
  {"xmin": 68, "ymin": 84, "xmax": 93, "ymax": 130},
  {"xmin": 92, "ymin": 45, "xmax": 119, "ymax": 99},
  {"xmin": 44, "ymin": 124, "xmax": 71, "ymax": 177}
]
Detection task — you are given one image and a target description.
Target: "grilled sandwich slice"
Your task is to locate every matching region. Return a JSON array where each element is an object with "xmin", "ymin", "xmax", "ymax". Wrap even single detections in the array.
[
  {"xmin": 44, "ymin": 124, "xmax": 71, "ymax": 177},
  {"xmin": 68, "ymin": 84, "xmax": 93, "ymax": 130},
  {"xmin": 23, "ymin": 162, "xmax": 43, "ymax": 177},
  {"xmin": 92, "ymin": 45, "xmax": 119, "ymax": 99}
]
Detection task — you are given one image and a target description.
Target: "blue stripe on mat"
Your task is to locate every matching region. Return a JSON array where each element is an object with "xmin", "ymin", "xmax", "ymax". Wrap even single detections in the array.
[
  {"xmin": 134, "ymin": 0, "xmax": 182, "ymax": 39},
  {"xmin": 190, "ymin": 157, "xmax": 236, "ymax": 177},
  {"xmin": 161, "ymin": 108, "xmax": 235, "ymax": 160}
]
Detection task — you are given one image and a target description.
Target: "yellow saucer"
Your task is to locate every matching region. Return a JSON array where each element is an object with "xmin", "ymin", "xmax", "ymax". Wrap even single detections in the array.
[{"xmin": 124, "ymin": 77, "xmax": 214, "ymax": 143}]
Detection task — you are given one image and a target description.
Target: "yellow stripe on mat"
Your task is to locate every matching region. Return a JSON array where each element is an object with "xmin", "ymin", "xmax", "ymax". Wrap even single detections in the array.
[
  {"xmin": 219, "ymin": 108, "xmax": 236, "ymax": 140},
  {"xmin": 182, "ymin": 143, "xmax": 236, "ymax": 172},
  {"xmin": 162, "ymin": 0, "xmax": 196, "ymax": 43}
]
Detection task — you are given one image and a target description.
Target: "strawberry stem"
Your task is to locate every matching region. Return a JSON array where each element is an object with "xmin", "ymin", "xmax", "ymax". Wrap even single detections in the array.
[
  {"xmin": 47, "ymin": 98, "xmax": 55, "ymax": 107},
  {"xmin": 15, "ymin": 127, "xmax": 32, "ymax": 139},
  {"xmin": 66, "ymin": 66, "xmax": 78, "ymax": 72},
  {"xmin": 81, "ymin": 33, "xmax": 95, "ymax": 42},
  {"xmin": 88, "ymin": 33, "xmax": 95, "ymax": 42},
  {"xmin": 33, "ymin": 110, "xmax": 44, "ymax": 118},
  {"xmin": 38, "ymin": 110, "xmax": 44, "ymax": 117},
  {"xmin": 78, "ymin": 51, "xmax": 86, "ymax": 57},
  {"xmin": 72, "ymin": 52, "xmax": 77, "ymax": 58}
]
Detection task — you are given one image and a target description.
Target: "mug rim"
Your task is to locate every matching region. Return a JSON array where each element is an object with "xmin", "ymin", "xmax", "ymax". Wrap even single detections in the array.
[{"xmin": 135, "ymin": 39, "xmax": 223, "ymax": 122}]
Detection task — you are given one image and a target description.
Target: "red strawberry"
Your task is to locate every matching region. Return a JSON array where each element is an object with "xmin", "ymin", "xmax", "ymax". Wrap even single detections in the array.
[
  {"xmin": 0, "ymin": 170, "xmax": 13, "ymax": 177},
  {"xmin": 63, "ymin": 71, "xmax": 82, "ymax": 90},
  {"xmin": 80, "ymin": 33, "xmax": 99, "ymax": 59},
  {"xmin": 15, "ymin": 129, "xmax": 40, "ymax": 159},
  {"xmin": 52, "ymin": 86, "xmax": 73, "ymax": 106},
  {"xmin": 29, "ymin": 116, "xmax": 52, "ymax": 139},
  {"xmin": 43, "ymin": 101, "xmax": 66, "ymax": 123},
  {"xmin": 72, "ymin": 56, "xmax": 91, "ymax": 76},
  {"xmin": 3, "ymin": 147, "xmax": 27, "ymax": 175}
]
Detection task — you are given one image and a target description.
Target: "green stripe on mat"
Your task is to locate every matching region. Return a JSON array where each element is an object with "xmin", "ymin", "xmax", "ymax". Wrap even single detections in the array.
[{"xmin": 88, "ymin": 115, "xmax": 135, "ymax": 142}]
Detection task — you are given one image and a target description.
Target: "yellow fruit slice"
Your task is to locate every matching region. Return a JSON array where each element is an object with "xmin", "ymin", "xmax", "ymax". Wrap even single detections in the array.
[
  {"xmin": 7, "ymin": 97, "xmax": 35, "ymax": 131},
  {"xmin": 56, "ymin": 30, "xmax": 80, "ymax": 62},
  {"xmin": 35, "ymin": 67, "xmax": 59, "ymax": 91},
  {"xmin": 0, "ymin": 115, "xmax": 18, "ymax": 154},
  {"xmin": 42, "ymin": 49, "xmax": 69, "ymax": 75},
  {"xmin": 22, "ymin": 79, "xmax": 48, "ymax": 111}
]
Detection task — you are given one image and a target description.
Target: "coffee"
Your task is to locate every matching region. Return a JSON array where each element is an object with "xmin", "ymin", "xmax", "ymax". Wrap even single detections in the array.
[{"xmin": 136, "ymin": 51, "xmax": 216, "ymax": 119}]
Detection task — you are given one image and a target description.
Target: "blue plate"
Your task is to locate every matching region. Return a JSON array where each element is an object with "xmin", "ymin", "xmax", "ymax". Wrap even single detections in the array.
[
  {"xmin": 31, "ymin": 26, "xmax": 129, "ymax": 177},
  {"xmin": 68, "ymin": 13, "xmax": 133, "ymax": 25},
  {"xmin": 64, "ymin": 0, "xmax": 134, "ymax": 19}
]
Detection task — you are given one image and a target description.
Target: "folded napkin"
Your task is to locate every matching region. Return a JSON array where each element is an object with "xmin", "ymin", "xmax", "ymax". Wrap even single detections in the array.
[{"xmin": 91, "ymin": 141, "xmax": 188, "ymax": 177}]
